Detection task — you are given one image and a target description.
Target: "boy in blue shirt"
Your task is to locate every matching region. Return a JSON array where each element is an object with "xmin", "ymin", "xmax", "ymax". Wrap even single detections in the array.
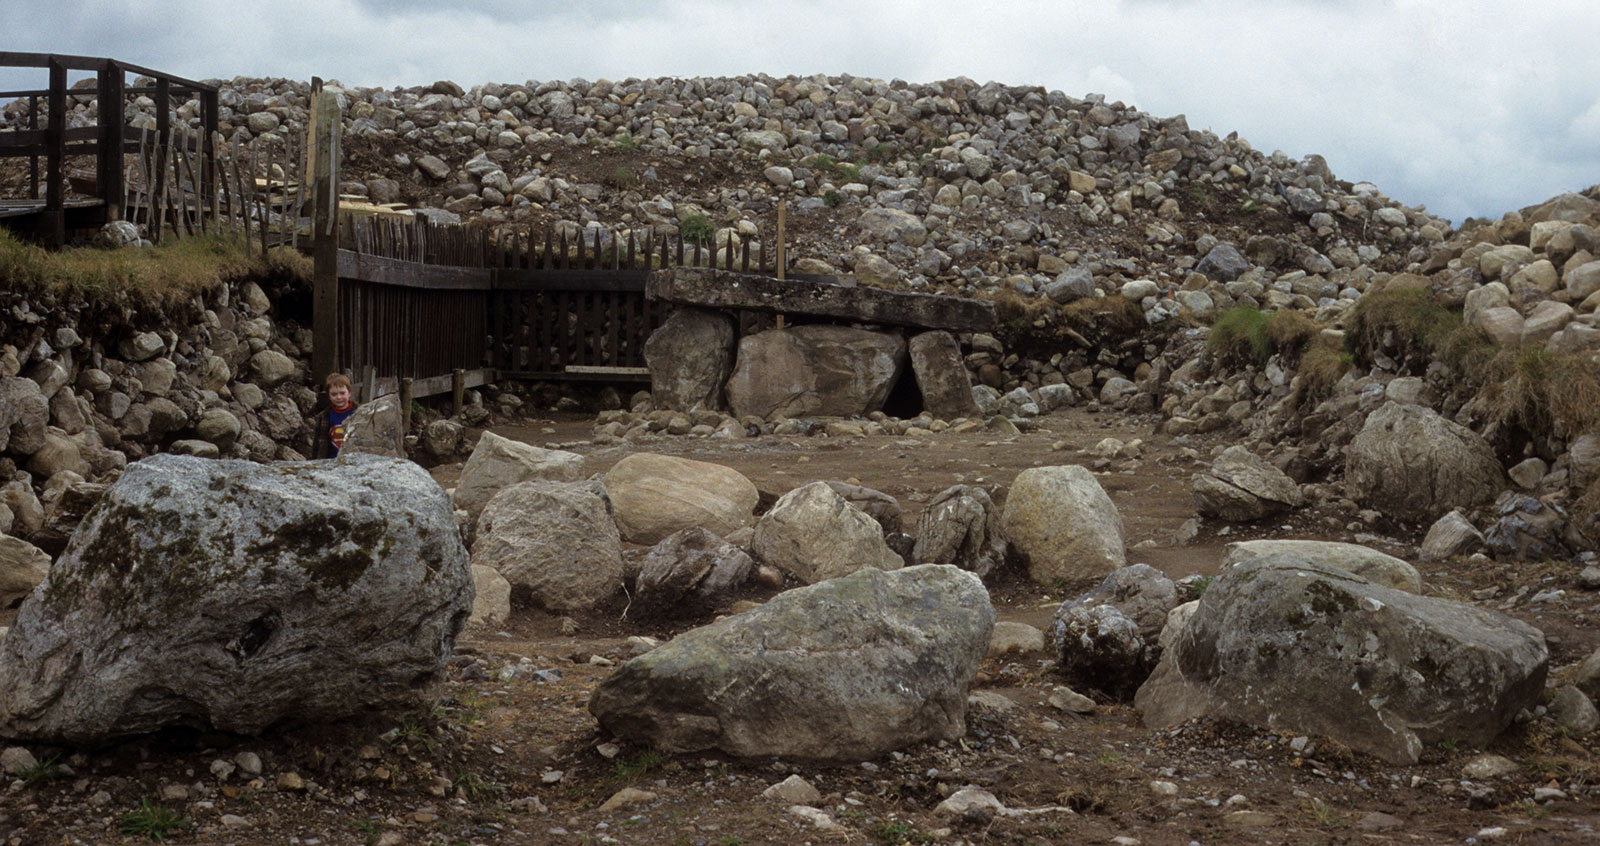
[{"xmin": 312, "ymin": 372, "xmax": 358, "ymax": 459}]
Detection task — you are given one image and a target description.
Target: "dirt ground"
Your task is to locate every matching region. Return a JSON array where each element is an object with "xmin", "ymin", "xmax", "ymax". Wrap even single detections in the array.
[{"xmin": 3, "ymin": 407, "xmax": 1599, "ymax": 846}]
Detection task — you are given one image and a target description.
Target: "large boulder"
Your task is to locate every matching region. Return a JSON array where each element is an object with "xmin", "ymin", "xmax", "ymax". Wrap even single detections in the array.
[
  {"xmin": 752, "ymin": 481, "xmax": 903, "ymax": 584},
  {"xmin": 912, "ymin": 484, "xmax": 1005, "ymax": 578},
  {"xmin": 725, "ymin": 325, "xmax": 905, "ymax": 420},
  {"xmin": 1221, "ymin": 539, "xmax": 1422, "ymax": 593},
  {"xmin": 0, "ymin": 377, "xmax": 49, "ymax": 456},
  {"xmin": 908, "ymin": 331, "xmax": 982, "ymax": 420},
  {"xmin": 588, "ymin": 565, "xmax": 993, "ymax": 760},
  {"xmin": 342, "ymin": 393, "xmax": 405, "ymax": 458},
  {"xmin": 1192, "ymin": 446, "xmax": 1303, "ymax": 521},
  {"xmin": 471, "ymin": 481, "xmax": 622, "ymax": 612},
  {"xmin": 645, "ymin": 307, "xmax": 737, "ymax": 412},
  {"xmin": 451, "ymin": 431, "xmax": 585, "ymax": 523},
  {"xmin": 0, "ymin": 533, "xmax": 50, "ymax": 608},
  {"xmin": 1001, "ymin": 465, "xmax": 1126, "ymax": 585},
  {"xmin": 606, "ymin": 453, "xmax": 758, "ymax": 545},
  {"xmin": 1134, "ymin": 556, "xmax": 1547, "ymax": 765},
  {"xmin": 1346, "ymin": 402, "xmax": 1504, "ymax": 523},
  {"xmin": 634, "ymin": 527, "xmax": 753, "ymax": 616},
  {"xmin": 0, "ymin": 454, "xmax": 472, "ymax": 745}
]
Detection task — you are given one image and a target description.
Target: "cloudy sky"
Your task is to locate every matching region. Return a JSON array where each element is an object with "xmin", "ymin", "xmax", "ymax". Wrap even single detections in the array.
[{"xmin": 4, "ymin": 0, "xmax": 1596, "ymax": 224}]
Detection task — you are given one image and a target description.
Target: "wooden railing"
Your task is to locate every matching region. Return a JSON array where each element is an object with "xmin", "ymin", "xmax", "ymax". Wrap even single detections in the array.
[{"xmin": 0, "ymin": 52, "xmax": 218, "ymax": 246}]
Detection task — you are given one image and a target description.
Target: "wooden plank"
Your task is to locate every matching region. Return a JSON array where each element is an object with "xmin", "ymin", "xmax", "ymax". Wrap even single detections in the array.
[
  {"xmin": 310, "ymin": 77, "xmax": 341, "ymax": 381},
  {"xmin": 336, "ymin": 250, "xmax": 493, "ymax": 290},
  {"xmin": 646, "ymin": 266, "xmax": 997, "ymax": 333},
  {"xmin": 500, "ymin": 369, "xmax": 652, "ymax": 383},
  {"xmin": 564, "ymin": 365, "xmax": 650, "ymax": 377},
  {"xmin": 492, "ymin": 267, "xmax": 647, "ymax": 292}
]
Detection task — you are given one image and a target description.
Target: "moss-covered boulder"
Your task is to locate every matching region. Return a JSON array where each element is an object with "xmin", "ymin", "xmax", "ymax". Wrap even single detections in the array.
[
  {"xmin": 589, "ymin": 565, "xmax": 993, "ymax": 760},
  {"xmin": 0, "ymin": 453, "xmax": 471, "ymax": 745},
  {"xmin": 1135, "ymin": 556, "xmax": 1546, "ymax": 764}
]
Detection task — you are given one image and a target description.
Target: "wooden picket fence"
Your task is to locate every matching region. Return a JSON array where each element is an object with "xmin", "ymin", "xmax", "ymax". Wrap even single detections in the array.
[{"xmin": 334, "ymin": 214, "xmax": 785, "ymax": 390}]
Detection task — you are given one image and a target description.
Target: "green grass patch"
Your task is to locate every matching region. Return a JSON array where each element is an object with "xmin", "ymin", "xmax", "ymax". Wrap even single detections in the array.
[
  {"xmin": 1343, "ymin": 288, "xmax": 1476, "ymax": 368},
  {"xmin": 0, "ymin": 229, "xmax": 299, "ymax": 307},
  {"xmin": 1207, "ymin": 306, "xmax": 1272, "ymax": 364},
  {"xmin": 117, "ymin": 798, "xmax": 191, "ymax": 842}
]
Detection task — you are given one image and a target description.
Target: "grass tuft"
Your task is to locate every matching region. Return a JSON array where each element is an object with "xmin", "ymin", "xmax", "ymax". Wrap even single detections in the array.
[
  {"xmin": 1207, "ymin": 306, "xmax": 1272, "ymax": 364},
  {"xmin": 0, "ymin": 229, "xmax": 288, "ymax": 307},
  {"xmin": 117, "ymin": 797, "xmax": 191, "ymax": 842}
]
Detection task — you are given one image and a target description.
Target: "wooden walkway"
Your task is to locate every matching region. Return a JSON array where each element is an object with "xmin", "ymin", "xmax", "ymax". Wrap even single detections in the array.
[{"xmin": 0, "ymin": 52, "xmax": 217, "ymax": 246}]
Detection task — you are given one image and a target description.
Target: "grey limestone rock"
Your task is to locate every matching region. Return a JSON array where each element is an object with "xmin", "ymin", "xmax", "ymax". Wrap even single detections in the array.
[
  {"xmin": 0, "ymin": 453, "xmax": 472, "ymax": 744},
  {"xmin": 588, "ymin": 564, "xmax": 993, "ymax": 760},
  {"xmin": 1346, "ymin": 402, "xmax": 1504, "ymax": 523},
  {"xmin": 1135, "ymin": 556, "xmax": 1546, "ymax": 764},
  {"xmin": 913, "ymin": 484, "xmax": 1005, "ymax": 578}
]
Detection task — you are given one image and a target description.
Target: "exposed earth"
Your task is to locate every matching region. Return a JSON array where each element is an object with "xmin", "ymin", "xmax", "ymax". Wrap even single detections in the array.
[{"xmin": 3, "ymin": 406, "xmax": 1597, "ymax": 846}]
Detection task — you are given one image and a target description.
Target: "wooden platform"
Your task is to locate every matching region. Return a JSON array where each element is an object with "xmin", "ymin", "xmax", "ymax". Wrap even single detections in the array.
[{"xmin": 0, "ymin": 197, "xmax": 104, "ymax": 220}]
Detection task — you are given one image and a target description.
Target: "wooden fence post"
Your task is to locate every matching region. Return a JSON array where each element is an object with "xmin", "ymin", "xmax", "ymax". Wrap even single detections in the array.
[
  {"xmin": 400, "ymin": 377, "xmax": 414, "ymax": 433},
  {"xmin": 452, "ymin": 368, "xmax": 465, "ymax": 417},
  {"xmin": 309, "ymin": 76, "xmax": 342, "ymax": 383}
]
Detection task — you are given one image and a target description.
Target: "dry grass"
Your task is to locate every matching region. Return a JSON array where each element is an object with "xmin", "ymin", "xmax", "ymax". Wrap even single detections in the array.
[
  {"xmin": 0, "ymin": 230, "xmax": 286, "ymax": 307},
  {"xmin": 1264, "ymin": 310, "xmax": 1319, "ymax": 361},
  {"xmin": 1479, "ymin": 347, "xmax": 1600, "ymax": 439},
  {"xmin": 1058, "ymin": 294, "xmax": 1145, "ymax": 339},
  {"xmin": 1295, "ymin": 334, "xmax": 1352, "ymax": 401},
  {"xmin": 1344, "ymin": 288, "xmax": 1479, "ymax": 367},
  {"xmin": 1574, "ymin": 479, "xmax": 1600, "ymax": 547}
]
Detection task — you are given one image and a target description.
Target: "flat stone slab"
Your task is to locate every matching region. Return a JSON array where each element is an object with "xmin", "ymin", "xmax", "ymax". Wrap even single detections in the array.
[{"xmin": 646, "ymin": 267, "xmax": 995, "ymax": 333}]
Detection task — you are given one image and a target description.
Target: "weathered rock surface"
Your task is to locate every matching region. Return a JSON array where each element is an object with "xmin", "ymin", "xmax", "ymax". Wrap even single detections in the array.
[
  {"xmin": 821, "ymin": 480, "xmax": 902, "ymax": 535},
  {"xmin": 341, "ymin": 393, "xmax": 406, "ymax": 458},
  {"xmin": 1002, "ymin": 465, "xmax": 1125, "ymax": 584},
  {"xmin": 634, "ymin": 527, "xmax": 753, "ymax": 615},
  {"xmin": 912, "ymin": 484, "xmax": 1005, "ymax": 578},
  {"xmin": 1346, "ymin": 402, "xmax": 1504, "ymax": 523},
  {"xmin": 908, "ymin": 331, "xmax": 982, "ymax": 420},
  {"xmin": 588, "ymin": 565, "xmax": 993, "ymax": 760},
  {"xmin": 0, "ymin": 454, "xmax": 472, "ymax": 744},
  {"xmin": 1420, "ymin": 511, "xmax": 1486, "ymax": 561},
  {"xmin": 452, "ymin": 431, "xmax": 585, "ymax": 522},
  {"xmin": 471, "ymin": 480, "xmax": 622, "ymax": 612},
  {"xmin": 644, "ymin": 307, "xmax": 736, "ymax": 412},
  {"xmin": 1051, "ymin": 602, "xmax": 1155, "ymax": 700},
  {"xmin": 752, "ymin": 481, "xmax": 903, "ymax": 584},
  {"xmin": 468, "ymin": 564, "xmax": 511, "ymax": 628},
  {"xmin": 1135, "ymin": 557, "xmax": 1547, "ymax": 765},
  {"xmin": 1221, "ymin": 539, "xmax": 1422, "ymax": 593},
  {"xmin": 0, "ymin": 533, "xmax": 50, "ymax": 608},
  {"xmin": 1192, "ymin": 446, "xmax": 1303, "ymax": 521},
  {"xmin": 725, "ymin": 325, "xmax": 905, "ymax": 420},
  {"xmin": 606, "ymin": 453, "xmax": 758, "ymax": 545}
]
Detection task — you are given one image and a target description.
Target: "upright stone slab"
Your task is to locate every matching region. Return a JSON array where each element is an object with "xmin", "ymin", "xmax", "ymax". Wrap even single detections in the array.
[
  {"xmin": 725, "ymin": 325, "xmax": 905, "ymax": 420},
  {"xmin": 645, "ymin": 307, "xmax": 736, "ymax": 412},
  {"xmin": 908, "ymin": 331, "xmax": 982, "ymax": 420}
]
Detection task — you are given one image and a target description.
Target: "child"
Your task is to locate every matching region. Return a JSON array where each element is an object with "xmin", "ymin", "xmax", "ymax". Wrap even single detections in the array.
[{"xmin": 312, "ymin": 372, "xmax": 358, "ymax": 459}]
